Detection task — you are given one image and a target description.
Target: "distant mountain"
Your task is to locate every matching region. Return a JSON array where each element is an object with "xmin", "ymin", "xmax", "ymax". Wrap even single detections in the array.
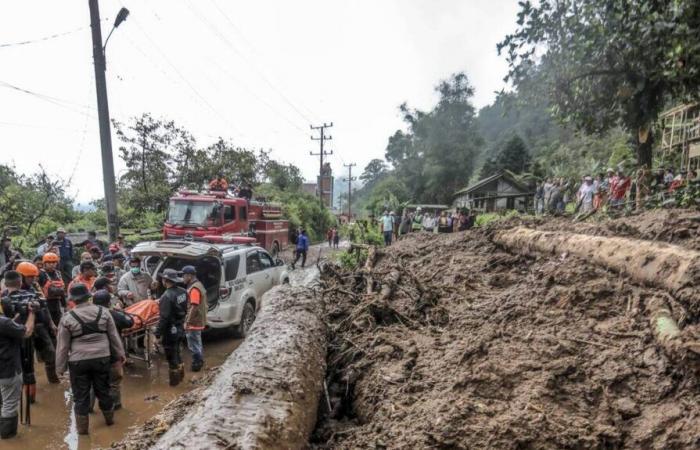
[{"xmin": 74, "ymin": 202, "xmax": 97, "ymax": 212}]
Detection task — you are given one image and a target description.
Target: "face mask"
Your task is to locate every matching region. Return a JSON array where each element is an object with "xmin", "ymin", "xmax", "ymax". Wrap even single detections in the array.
[{"xmin": 130, "ymin": 267, "xmax": 141, "ymax": 275}]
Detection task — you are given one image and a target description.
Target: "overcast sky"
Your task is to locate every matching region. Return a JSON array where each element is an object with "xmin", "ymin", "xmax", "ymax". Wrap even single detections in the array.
[{"xmin": 0, "ymin": 0, "xmax": 519, "ymax": 203}]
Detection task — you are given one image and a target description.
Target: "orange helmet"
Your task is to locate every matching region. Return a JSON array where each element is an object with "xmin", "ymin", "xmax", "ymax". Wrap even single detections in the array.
[
  {"xmin": 17, "ymin": 261, "xmax": 40, "ymax": 277},
  {"xmin": 42, "ymin": 252, "xmax": 60, "ymax": 263}
]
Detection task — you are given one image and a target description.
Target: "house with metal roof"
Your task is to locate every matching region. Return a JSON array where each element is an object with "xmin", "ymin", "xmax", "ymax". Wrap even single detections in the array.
[{"xmin": 453, "ymin": 171, "xmax": 533, "ymax": 212}]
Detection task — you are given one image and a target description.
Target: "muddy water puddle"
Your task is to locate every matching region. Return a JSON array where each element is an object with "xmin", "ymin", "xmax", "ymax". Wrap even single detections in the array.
[{"xmin": 5, "ymin": 331, "xmax": 241, "ymax": 450}]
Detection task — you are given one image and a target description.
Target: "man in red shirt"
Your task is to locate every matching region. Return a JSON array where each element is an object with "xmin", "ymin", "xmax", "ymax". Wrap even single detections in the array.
[
  {"xmin": 610, "ymin": 168, "xmax": 631, "ymax": 208},
  {"xmin": 182, "ymin": 266, "xmax": 207, "ymax": 372}
]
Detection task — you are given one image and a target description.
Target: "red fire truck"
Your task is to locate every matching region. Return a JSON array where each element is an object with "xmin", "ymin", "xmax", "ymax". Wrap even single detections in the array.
[{"xmin": 162, "ymin": 190, "xmax": 289, "ymax": 257}]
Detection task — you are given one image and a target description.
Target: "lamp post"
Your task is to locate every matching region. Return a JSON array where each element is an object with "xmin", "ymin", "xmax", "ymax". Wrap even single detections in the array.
[{"xmin": 89, "ymin": 1, "xmax": 129, "ymax": 242}]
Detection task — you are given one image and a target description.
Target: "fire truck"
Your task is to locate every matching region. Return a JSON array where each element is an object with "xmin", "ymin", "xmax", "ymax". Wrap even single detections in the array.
[{"xmin": 162, "ymin": 190, "xmax": 289, "ymax": 257}]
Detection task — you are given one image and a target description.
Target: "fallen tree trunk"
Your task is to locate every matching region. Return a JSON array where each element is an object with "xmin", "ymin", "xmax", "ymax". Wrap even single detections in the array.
[
  {"xmin": 493, "ymin": 227, "xmax": 700, "ymax": 317},
  {"xmin": 151, "ymin": 285, "xmax": 327, "ymax": 450}
]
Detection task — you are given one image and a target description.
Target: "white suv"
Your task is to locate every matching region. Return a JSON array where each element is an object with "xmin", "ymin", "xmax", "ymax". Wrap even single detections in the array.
[{"xmin": 131, "ymin": 240, "xmax": 289, "ymax": 337}]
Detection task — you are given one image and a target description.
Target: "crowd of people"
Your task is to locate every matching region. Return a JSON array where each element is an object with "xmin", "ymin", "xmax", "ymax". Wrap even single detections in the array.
[
  {"xmin": 0, "ymin": 228, "xmax": 211, "ymax": 438},
  {"xmin": 377, "ymin": 207, "xmax": 477, "ymax": 246},
  {"xmin": 535, "ymin": 166, "xmax": 700, "ymax": 215}
]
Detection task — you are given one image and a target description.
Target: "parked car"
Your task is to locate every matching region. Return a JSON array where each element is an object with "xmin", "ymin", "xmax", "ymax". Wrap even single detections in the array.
[{"xmin": 130, "ymin": 240, "xmax": 289, "ymax": 337}]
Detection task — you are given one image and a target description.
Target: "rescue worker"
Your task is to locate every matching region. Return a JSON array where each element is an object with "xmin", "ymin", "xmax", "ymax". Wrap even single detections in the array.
[
  {"xmin": 69, "ymin": 261, "xmax": 98, "ymax": 298},
  {"xmin": 0, "ymin": 277, "xmax": 35, "ymax": 440},
  {"xmin": 182, "ymin": 266, "xmax": 207, "ymax": 372},
  {"xmin": 55, "ymin": 283, "xmax": 125, "ymax": 435},
  {"xmin": 209, "ymin": 173, "xmax": 229, "ymax": 191},
  {"xmin": 17, "ymin": 262, "xmax": 59, "ymax": 388},
  {"xmin": 92, "ymin": 289, "xmax": 132, "ymax": 410},
  {"xmin": 291, "ymin": 229, "xmax": 309, "ymax": 269},
  {"xmin": 156, "ymin": 269, "xmax": 188, "ymax": 386},
  {"xmin": 117, "ymin": 256, "xmax": 154, "ymax": 307},
  {"xmin": 38, "ymin": 252, "xmax": 66, "ymax": 326}
]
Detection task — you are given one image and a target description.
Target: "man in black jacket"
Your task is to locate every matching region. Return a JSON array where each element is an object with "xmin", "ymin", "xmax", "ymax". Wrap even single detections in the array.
[
  {"xmin": 0, "ymin": 277, "xmax": 35, "ymax": 439},
  {"xmin": 93, "ymin": 289, "xmax": 132, "ymax": 410},
  {"xmin": 156, "ymin": 269, "xmax": 188, "ymax": 386}
]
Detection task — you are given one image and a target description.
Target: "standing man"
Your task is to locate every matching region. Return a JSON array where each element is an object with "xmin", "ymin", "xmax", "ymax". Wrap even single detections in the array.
[
  {"xmin": 55, "ymin": 284, "xmax": 125, "ymax": 435},
  {"xmin": 381, "ymin": 211, "xmax": 393, "ymax": 246},
  {"xmin": 117, "ymin": 256, "xmax": 154, "ymax": 307},
  {"xmin": 54, "ymin": 228, "xmax": 74, "ymax": 283},
  {"xmin": 38, "ymin": 252, "xmax": 66, "ymax": 326},
  {"xmin": 92, "ymin": 289, "xmax": 132, "ymax": 410},
  {"xmin": 36, "ymin": 234, "xmax": 54, "ymax": 257},
  {"xmin": 182, "ymin": 266, "xmax": 207, "ymax": 372},
  {"xmin": 0, "ymin": 286, "xmax": 35, "ymax": 439},
  {"xmin": 291, "ymin": 230, "xmax": 309, "ymax": 270},
  {"xmin": 69, "ymin": 261, "xmax": 98, "ymax": 295},
  {"xmin": 156, "ymin": 269, "xmax": 188, "ymax": 387}
]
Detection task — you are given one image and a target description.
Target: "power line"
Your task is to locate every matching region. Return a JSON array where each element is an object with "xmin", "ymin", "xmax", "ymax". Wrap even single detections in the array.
[
  {"xmin": 187, "ymin": 0, "xmax": 315, "ymax": 126},
  {"xmin": 343, "ymin": 163, "xmax": 357, "ymax": 218},
  {"xmin": 310, "ymin": 122, "xmax": 334, "ymax": 208},
  {"xmin": 0, "ymin": 80, "xmax": 97, "ymax": 118},
  {"xmin": 122, "ymin": 6, "xmax": 243, "ymax": 137},
  {"xmin": 0, "ymin": 25, "xmax": 89, "ymax": 49}
]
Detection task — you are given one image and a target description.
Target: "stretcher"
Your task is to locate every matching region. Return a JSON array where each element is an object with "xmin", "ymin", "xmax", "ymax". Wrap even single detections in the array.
[{"xmin": 121, "ymin": 299, "xmax": 160, "ymax": 368}]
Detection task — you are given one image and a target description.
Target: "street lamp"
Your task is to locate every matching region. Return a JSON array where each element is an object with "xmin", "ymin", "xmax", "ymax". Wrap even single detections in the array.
[{"xmin": 104, "ymin": 7, "xmax": 129, "ymax": 51}]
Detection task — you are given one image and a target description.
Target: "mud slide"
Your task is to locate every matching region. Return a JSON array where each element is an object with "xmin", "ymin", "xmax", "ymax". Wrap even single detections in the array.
[
  {"xmin": 114, "ymin": 284, "xmax": 327, "ymax": 450},
  {"xmin": 493, "ymin": 227, "xmax": 700, "ymax": 317}
]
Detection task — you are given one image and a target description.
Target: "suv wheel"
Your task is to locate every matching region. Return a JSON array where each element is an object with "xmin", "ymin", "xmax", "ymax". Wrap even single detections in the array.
[{"xmin": 233, "ymin": 301, "xmax": 256, "ymax": 339}]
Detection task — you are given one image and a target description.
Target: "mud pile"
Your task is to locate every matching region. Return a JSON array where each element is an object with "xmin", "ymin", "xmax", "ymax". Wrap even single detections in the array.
[{"xmin": 314, "ymin": 212, "xmax": 700, "ymax": 449}]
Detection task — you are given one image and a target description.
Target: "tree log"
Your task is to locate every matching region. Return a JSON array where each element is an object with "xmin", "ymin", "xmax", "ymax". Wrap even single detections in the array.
[
  {"xmin": 493, "ymin": 227, "xmax": 700, "ymax": 317},
  {"xmin": 151, "ymin": 285, "xmax": 327, "ymax": 450}
]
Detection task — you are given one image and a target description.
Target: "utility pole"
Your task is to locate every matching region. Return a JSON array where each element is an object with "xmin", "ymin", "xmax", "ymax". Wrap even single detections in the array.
[
  {"xmin": 89, "ymin": 0, "xmax": 119, "ymax": 242},
  {"xmin": 309, "ymin": 122, "xmax": 333, "ymax": 209},
  {"xmin": 343, "ymin": 163, "xmax": 356, "ymax": 219}
]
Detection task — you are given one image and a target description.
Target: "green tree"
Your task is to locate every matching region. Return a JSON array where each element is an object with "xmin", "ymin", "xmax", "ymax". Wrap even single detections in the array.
[
  {"xmin": 480, "ymin": 135, "xmax": 531, "ymax": 178},
  {"xmin": 359, "ymin": 159, "xmax": 388, "ymax": 185},
  {"xmin": 264, "ymin": 160, "xmax": 303, "ymax": 192},
  {"xmin": 499, "ymin": 0, "xmax": 700, "ymax": 168},
  {"xmin": 386, "ymin": 72, "xmax": 484, "ymax": 203}
]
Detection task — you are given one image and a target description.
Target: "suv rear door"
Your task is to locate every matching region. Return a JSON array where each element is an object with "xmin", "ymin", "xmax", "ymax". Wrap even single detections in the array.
[{"xmin": 257, "ymin": 250, "xmax": 276, "ymax": 290}]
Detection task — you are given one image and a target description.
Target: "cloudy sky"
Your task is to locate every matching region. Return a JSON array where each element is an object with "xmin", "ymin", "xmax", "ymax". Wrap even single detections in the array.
[{"xmin": 0, "ymin": 0, "xmax": 519, "ymax": 203}]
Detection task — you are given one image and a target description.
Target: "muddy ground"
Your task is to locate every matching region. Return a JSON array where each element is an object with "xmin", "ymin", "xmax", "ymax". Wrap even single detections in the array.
[{"xmin": 314, "ymin": 209, "xmax": 700, "ymax": 449}]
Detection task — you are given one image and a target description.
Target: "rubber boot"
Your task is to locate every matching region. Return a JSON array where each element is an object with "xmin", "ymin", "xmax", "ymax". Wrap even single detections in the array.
[
  {"xmin": 191, "ymin": 358, "xmax": 203, "ymax": 372},
  {"xmin": 0, "ymin": 416, "xmax": 18, "ymax": 439},
  {"xmin": 27, "ymin": 384, "xmax": 36, "ymax": 404},
  {"xmin": 168, "ymin": 368, "xmax": 181, "ymax": 387},
  {"xmin": 45, "ymin": 364, "xmax": 60, "ymax": 384},
  {"xmin": 76, "ymin": 415, "xmax": 89, "ymax": 435},
  {"xmin": 103, "ymin": 409, "xmax": 114, "ymax": 426}
]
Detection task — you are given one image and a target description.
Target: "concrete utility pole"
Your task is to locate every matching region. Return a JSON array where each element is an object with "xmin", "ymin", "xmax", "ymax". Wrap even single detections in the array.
[
  {"xmin": 89, "ymin": 0, "xmax": 120, "ymax": 242},
  {"xmin": 309, "ymin": 122, "xmax": 333, "ymax": 208},
  {"xmin": 343, "ymin": 163, "xmax": 356, "ymax": 219}
]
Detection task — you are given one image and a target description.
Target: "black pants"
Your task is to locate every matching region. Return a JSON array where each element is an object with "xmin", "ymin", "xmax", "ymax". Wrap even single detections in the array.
[
  {"xmin": 68, "ymin": 357, "xmax": 112, "ymax": 416},
  {"xmin": 20, "ymin": 338, "xmax": 35, "ymax": 385},
  {"xmin": 46, "ymin": 299, "xmax": 64, "ymax": 326},
  {"xmin": 293, "ymin": 250, "xmax": 307, "ymax": 268},
  {"xmin": 162, "ymin": 331, "xmax": 182, "ymax": 370},
  {"xmin": 33, "ymin": 325, "xmax": 56, "ymax": 374}
]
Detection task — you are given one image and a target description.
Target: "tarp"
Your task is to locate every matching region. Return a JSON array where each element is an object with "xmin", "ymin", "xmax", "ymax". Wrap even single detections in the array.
[{"xmin": 124, "ymin": 299, "xmax": 159, "ymax": 330}]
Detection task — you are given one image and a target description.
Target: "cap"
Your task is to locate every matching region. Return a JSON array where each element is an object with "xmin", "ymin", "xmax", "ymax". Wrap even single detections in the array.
[
  {"xmin": 160, "ymin": 268, "xmax": 183, "ymax": 283},
  {"xmin": 92, "ymin": 289, "xmax": 112, "ymax": 307},
  {"xmin": 69, "ymin": 283, "xmax": 91, "ymax": 301},
  {"xmin": 606, "ymin": 168, "xmax": 614, "ymax": 173},
  {"xmin": 584, "ymin": 176, "xmax": 593, "ymax": 181},
  {"xmin": 181, "ymin": 265, "xmax": 197, "ymax": 275},
  {"xmin": 56, "ymin": 227, "xmax": 66, "ymax": 233}
]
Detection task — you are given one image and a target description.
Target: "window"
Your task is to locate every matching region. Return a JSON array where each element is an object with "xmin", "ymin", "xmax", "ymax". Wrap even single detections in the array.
[
  {"xmin": 225, "ymin": 255, "xmax": 241, "ymax": 280},
  {"xmin": 223, "ymin": 205, "xmax": 235, "ymax": 222},
  {"xmin": 246, "ymin": 252, "xmax": 261, "ymax": 274},
  {"xmin": 258, "ymin": 251, "xmax": 274, "ymax": 270},
  {"xmin": 240, "ymin": 206, "xmax": 247, "ymax": 220}
]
